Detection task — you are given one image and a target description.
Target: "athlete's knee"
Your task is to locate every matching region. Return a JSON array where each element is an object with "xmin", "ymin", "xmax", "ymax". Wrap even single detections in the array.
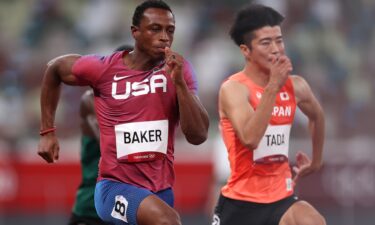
[
  {"xmin": 315, "ymin": 214, "xmax": 326, "ymax": 225},
  {"xmin": 294, "ymin": 201, "xmax": 326, "ymax": 225},
  {"xmin": 139, "ymin": 210, "xmax": 181, "ymax": 225},
  {"xmin": 299, "ymin": 214, "xmax": 325, "ymax": 225},
  {"xmin": 302, "ymin": 212, "xmax": 326, "ymax": 225},
  {"xmin": 138, "ymin": 195, "xmax": 182, "ymax": 225}
]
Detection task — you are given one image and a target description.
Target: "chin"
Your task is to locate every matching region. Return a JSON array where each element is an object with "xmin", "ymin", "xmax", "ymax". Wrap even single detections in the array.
[
  {"xmin": 152, "ymin": 53, "xmax": 165, "ymax": 61},
  {"xmin": 260, "ymin": 65, "xmax": 271, "ymax": 73}
]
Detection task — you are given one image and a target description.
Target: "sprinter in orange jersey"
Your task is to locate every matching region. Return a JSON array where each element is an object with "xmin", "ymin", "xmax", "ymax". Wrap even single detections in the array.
[{"xmin": 212, "ymin": 4, "xmax": 326, "ymax": 225}]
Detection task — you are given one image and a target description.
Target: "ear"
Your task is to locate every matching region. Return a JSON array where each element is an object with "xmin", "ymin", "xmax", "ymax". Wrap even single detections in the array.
[
  {"xmin": 239, "ymin": 44, "xmax": 251, "ymax": 61},
  {"xmin": 131, "ymin": 25, "xmax": 139, "ymax": 39}
]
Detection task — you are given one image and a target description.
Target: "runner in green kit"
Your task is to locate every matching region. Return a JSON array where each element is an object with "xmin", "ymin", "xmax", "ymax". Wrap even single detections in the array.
[{"xmin": 68, "ymin": 89, "xmax": 104, "ymax": 225}]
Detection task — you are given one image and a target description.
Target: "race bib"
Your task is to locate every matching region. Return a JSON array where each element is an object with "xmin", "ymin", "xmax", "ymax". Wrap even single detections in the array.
[
  {"xmin": 253, "ymin": 124, "xmax": 291, "ymax": 163},
  {"xmin": 111, "ymin": 195, "xmax": 128, "ymax": 223},
  {"xmin": 114, "ymin": 120, "xmax": 168, "ymax": 162}
]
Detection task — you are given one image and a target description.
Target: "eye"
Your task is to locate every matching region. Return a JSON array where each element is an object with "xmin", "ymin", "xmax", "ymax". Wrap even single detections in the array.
[
  {"xmin": 150, "ymin": 25, "xmax": 161, "ymax": 32},
  {"xmin": 167, "ymin": 27, "xmax": 175, "ymax": 34}
]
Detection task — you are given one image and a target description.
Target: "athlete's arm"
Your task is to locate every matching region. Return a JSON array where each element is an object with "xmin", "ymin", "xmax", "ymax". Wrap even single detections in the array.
[
  {"xmin": 177, "ymin": 91, "xmax": 209, "ymax": 145},
  {"xmin": 80, "ymin": 90, "xmax": 100, "ymax": 141},
  {"xmin": 220, "ymin": 56, "xmax": 292, "ymax": 150},
  {"xmin": 219, "ymin": 80, "xmax": 280, "ymax": 149},
  {"xmin": 291, "ymin": 75, "xmax": 325, "ymax": 182},
  {"xmin": 38, "ymin": 54, "xmax": 82, "ymax": 163},
  {"xmin": 165, "ymin": 48, "xmax": 209, "ymax": 145}
]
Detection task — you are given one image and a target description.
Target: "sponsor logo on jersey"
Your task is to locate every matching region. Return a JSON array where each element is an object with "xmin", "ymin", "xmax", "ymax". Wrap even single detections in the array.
[{"xmin": 113, "ymin": 74, "xmax": 132, "ymax": 81}]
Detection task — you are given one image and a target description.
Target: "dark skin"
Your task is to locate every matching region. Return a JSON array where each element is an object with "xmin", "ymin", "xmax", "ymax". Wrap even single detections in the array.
[
  {"xmin": 38, "ymin": 7, "xmax": 209, "ymax": 225},
  {"xmin": 80, "ymin": 90, "xmax": 99, "ymax": 140},
  {"xmin": 73, "ymin": 90, "xmax": 107, "ymax": 225}
]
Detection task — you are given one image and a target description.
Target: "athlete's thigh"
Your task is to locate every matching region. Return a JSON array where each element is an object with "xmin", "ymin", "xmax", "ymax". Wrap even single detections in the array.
[
  {"xmin": 94, "ymin": 179, "xmax": 153, "ymax": 225},
  {"xmin": 137, "ymin": 194, "xmax": 181, "ymax": 225},
  {"xmin": 154, "ymin": 187, "xmax": 174, "ymax": 208},
  {"xmin": 279, "ymin": 201, "xmax": 326, "ymax": 225},
  {"xmin": 212, "ymin": 195, "xmax": 268, "ymax": 225}
]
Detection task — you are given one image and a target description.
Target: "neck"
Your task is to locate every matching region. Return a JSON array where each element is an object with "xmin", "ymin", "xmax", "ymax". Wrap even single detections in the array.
[
  {"xmin": 124, "ymin": 49, "xmax": 164, "ymax": 71},
  {"xmin": 243, "ymin": 62, "xmax": 270, "ymax": 87}
]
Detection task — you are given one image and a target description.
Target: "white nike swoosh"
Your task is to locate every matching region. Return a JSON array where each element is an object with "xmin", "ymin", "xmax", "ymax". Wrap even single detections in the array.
[{"xmin": 113, "ymin": 74, "xmax": 132, "ymax": 81}]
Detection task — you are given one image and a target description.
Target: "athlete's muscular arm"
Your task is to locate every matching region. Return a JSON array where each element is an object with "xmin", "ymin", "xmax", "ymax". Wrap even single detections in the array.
[
  {"xmin": 38, "ymin": 54, "xmax": 82, "ymax": 163},
  {"xmin": 291, "ymin": 75, "xmax": 325, "ymax": 182},
  {"xmin": 219, "ymin": 56, "xmax": 292, "ymax": 150},
  {"xmin": 219, "ymin": 81, "xmax": 274, "ymax": 149},
  {"xmin": 164, "ymin": 47, "xmax": 209, "ymax": 145},
  {"xmin": 80, "ymin": 90, "xmax": 100, "ymax": 141}
]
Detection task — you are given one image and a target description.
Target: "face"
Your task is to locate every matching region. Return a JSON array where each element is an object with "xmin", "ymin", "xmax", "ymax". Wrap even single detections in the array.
[
  {"xmin": 241, "ymin": 26, "xmax": 285, "ymax": 72},
  {"xmin": 132, "ymin": 8, "xmax": 175, "ymax": 60}
]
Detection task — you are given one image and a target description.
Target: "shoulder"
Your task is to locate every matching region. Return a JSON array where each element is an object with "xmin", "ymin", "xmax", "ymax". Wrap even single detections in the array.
[
  {"xmin": 72, "ymin": 53, "xmax": 108, "ymax": 76},
  {"xmin": 290, "ymin": 75, "xmax": 311, "ymax": 92},
  {"xmin": 219, "ymin": 78, "xmax": 251, "ymax": 118},
  {"xmin": 47, "ymin": 54, "xmax": 81, "ymax": 65},
  {"xmin": 182, "ymin": 58, "xmax": 195, "ymax": 75},
  {"xmin": 290, "ymin": 75, "xmax": 314, "ymax": 103},
  {"xmin": 73, "ymin": 54, "xmax": 106, "ymax": 67},
  {"xmin": 47, "ymin": 54, "xmax": 81, "ymax": 70},
  {"xmin": 220, "ymin": 79, "xmax": 249, "ymax": 99},
  {"xmin": 220, "ymin": 72, "xmax": 248, "ymax": 91},
  {"xmin": 290, "ymin": 75, "xmax": 307, "ymax": 85},
  {"xmin": 183, "ymin": 58, "xmax": 192, "ymax": 66},
  {"xmin": 181, "ymin": 58, "xmax": 199, "ymax": 91}
]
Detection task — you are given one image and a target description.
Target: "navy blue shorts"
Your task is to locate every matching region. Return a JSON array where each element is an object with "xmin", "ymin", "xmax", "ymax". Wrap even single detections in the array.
[{"xmin": 94, "ymin": 179, "xmax": 174, "ymax": 225}]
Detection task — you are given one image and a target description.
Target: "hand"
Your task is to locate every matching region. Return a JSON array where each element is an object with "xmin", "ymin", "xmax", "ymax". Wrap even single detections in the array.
[
  {"xmin": 269, "ymin": 55, "xmax": 292, "ymax": 90},
  {"xmin": 38, "ymin": 134, "xmax": 60, "ymax": 163},
  {"xmin": 292, "ymin": 151, "xmax": 321, "ymax": 184},
  {"xmin": 164, "ymin": 47, "xmax": 184, "ymax": 85}
]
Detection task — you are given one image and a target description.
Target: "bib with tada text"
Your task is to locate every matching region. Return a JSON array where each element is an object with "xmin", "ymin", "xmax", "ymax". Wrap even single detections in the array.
[{"xmin": 253, "ymin": 124, "xmax": 291, "ymax": 163}]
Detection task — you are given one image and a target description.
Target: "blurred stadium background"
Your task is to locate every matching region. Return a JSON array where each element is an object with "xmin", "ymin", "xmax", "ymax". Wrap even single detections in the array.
[{"xmin": 0, "ymin": 0, "xmax": 374, "ymax": 224}]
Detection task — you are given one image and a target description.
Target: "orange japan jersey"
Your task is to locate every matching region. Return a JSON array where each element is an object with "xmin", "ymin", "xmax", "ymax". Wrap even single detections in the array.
[{"xmin": 220, "ymin": 71, "xmax": 296, "ymax": 203}]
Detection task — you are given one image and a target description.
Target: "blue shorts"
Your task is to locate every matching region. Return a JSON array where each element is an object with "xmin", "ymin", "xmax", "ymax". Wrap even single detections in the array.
[{"xmin": 94, "ymin": 179, "xmax": 174, "ymax": 225}]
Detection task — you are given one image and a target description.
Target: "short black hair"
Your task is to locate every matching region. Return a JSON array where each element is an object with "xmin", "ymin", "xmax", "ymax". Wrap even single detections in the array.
[
  {"xmin": 229, "ymin": 4, "xmax": 284, "ymax": 46},
  {"xmin": 132, "ymin": 0, "xmax": 173, "ymax": 26}
]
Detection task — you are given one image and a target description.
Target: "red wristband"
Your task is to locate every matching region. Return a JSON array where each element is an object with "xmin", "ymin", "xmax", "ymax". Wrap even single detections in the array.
[{"xmin": 40, "ymin": 126, "xmax": 56, "ymax": 136}]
